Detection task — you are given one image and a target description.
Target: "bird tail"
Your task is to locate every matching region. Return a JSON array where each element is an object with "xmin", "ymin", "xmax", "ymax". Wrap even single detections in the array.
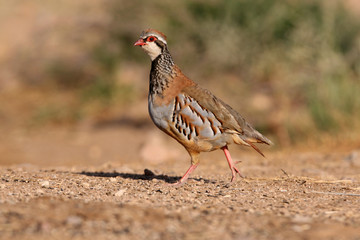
[
  {"xmin": 244, "ymin": 140, "xmax": 265, "ymax": 157},
  {"xmin": 231, "ymin": 131, "xmax": 272, "ymax": 158}
]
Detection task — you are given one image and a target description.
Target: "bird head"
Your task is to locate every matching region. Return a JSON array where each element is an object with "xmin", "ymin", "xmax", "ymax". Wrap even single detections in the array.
[{"xmin": 134, "ymin": 29, "xmax": 168, "ymax": 61}]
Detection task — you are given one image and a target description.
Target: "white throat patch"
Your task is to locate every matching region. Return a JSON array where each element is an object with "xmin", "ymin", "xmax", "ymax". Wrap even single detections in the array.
[{"xmin": 141, "ymin": 42, "xmax": 162, "ymax": 61}]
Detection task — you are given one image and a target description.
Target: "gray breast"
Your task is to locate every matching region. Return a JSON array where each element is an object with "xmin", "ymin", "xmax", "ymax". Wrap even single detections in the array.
[{"xmin": 148, "ymin": 94, "xmax": 173, "ymax": 130}]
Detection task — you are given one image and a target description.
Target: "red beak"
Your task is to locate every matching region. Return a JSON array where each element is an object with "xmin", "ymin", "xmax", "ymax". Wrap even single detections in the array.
[{"xmin": 134, "ymin": 38, "xmax": 146, "ymax": 46}]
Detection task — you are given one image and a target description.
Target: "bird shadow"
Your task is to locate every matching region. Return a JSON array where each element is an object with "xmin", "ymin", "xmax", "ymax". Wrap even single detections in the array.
[{"xmin": 78, "ymin": 169, "xmax": 209, "ymax": 184}]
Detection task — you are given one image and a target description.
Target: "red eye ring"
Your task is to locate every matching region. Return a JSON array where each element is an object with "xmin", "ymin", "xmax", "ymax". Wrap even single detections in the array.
[{"xmin": 147, "ymin": 36, "xmax": 156, "ymax": 42}]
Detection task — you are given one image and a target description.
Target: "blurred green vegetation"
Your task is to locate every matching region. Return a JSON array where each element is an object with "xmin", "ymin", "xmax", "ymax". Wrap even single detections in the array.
[{"xmin": 2, "ymin": 0, "xmax": 360, "ymax": 145}]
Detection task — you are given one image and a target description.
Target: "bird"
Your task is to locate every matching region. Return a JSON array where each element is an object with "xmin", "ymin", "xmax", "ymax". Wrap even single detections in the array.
[{"xmin": 134, "ymin": 29, "xmax": 272, "ymax": 185}]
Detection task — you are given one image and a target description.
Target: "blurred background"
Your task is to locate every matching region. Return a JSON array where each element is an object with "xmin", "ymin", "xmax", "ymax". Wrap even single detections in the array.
[{"xmin": 0, "ymin": 0, "xmax": 359, "ymax": 167}]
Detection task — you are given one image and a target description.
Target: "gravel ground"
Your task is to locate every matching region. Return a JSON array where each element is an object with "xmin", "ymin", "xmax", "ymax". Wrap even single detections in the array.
[
  {"xmin": 1, "ymin": 127, "xmax": 360, "ymax": 240},
  {"xmin": 1, "ymin": 155, "xmax": 360, "ymax": 240}
]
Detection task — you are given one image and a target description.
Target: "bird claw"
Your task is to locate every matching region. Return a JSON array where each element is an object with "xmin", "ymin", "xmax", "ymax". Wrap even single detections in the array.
[
  {"xmin": 167, "ymin": 180, "xmax": 186, "ymax": 187},
  {"xmin": 229, "ymin": 165, "xmax": 244, "ymax": 183}
]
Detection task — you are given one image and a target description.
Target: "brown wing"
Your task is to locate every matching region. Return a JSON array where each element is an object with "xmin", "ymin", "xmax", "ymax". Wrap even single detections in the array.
[{"xmin": 183, "ymin": 84, "xmax": 272, "ymax": 146}]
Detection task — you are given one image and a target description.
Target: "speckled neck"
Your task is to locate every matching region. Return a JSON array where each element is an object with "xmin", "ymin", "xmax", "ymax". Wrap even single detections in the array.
[{"xmin": 149, "ymin": 47, "xmax": 175, "ymax": 96}]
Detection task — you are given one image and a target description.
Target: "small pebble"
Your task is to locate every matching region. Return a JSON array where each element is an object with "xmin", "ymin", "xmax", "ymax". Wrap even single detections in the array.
[
  {"xmin": 66, "ymin": 215, "xmax": 83, "ymax": 227},
  {"xmin": 40, "ymin": 181, "xmax": 50, "ymax": 188},
  {"xmin": 292, "ymin": 215, "xmax": 313, "ymax": 224},
  {"xmin": 36, "ymin": 189, "xmax": 45, "ymax": 194},
  {"xmin": 144, "ymin": 169, "xmax": 155, "ymax": 176},
  {"xmin": 114, "ymin": 189, "xmax": 126, "ymax": 197},
  {"xmin": 292, "ymin": 224, "xmax": 311, "ymax": 232}
]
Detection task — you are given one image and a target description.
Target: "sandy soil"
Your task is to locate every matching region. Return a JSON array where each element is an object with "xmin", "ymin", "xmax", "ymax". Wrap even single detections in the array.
[{"xmin": 1, "ymin": 125, "xmax": 360, "ymax": 240}]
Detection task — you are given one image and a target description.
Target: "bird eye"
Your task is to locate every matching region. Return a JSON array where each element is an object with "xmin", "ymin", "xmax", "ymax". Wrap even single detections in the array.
[{"xmin": 147, "ymin": 36, "xmax": 156, "ymax": 42}]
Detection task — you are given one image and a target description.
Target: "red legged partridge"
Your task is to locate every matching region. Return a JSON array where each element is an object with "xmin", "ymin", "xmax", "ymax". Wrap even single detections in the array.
[{"xmin": 134, "ymin": 29, "xmax": 272, "ymax": 185}]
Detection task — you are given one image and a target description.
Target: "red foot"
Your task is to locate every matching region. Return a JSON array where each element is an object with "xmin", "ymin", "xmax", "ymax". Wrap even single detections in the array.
[
  {"xmin": 168, "ymin": 163, "xmax": 198, "ymax": 186},
  {"xmin": 222, "ymin": 146, "xmax": 244, "ymax": 182}
]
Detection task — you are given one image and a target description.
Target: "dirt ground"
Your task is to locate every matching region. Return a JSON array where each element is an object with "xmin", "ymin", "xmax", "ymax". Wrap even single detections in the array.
[{"xmin": 1, "ymin": 124, "xmax": 360, "ymax": 240}]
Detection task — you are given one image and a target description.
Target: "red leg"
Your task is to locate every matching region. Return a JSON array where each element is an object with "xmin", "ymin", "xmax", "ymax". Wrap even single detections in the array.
[
  {"xmin": 170, "ymin": 163, "xmax": 198, "ymax": 186},
  {"xmin": 222, "ymin": 146, "xmax": 243, "ymax": 182}
]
